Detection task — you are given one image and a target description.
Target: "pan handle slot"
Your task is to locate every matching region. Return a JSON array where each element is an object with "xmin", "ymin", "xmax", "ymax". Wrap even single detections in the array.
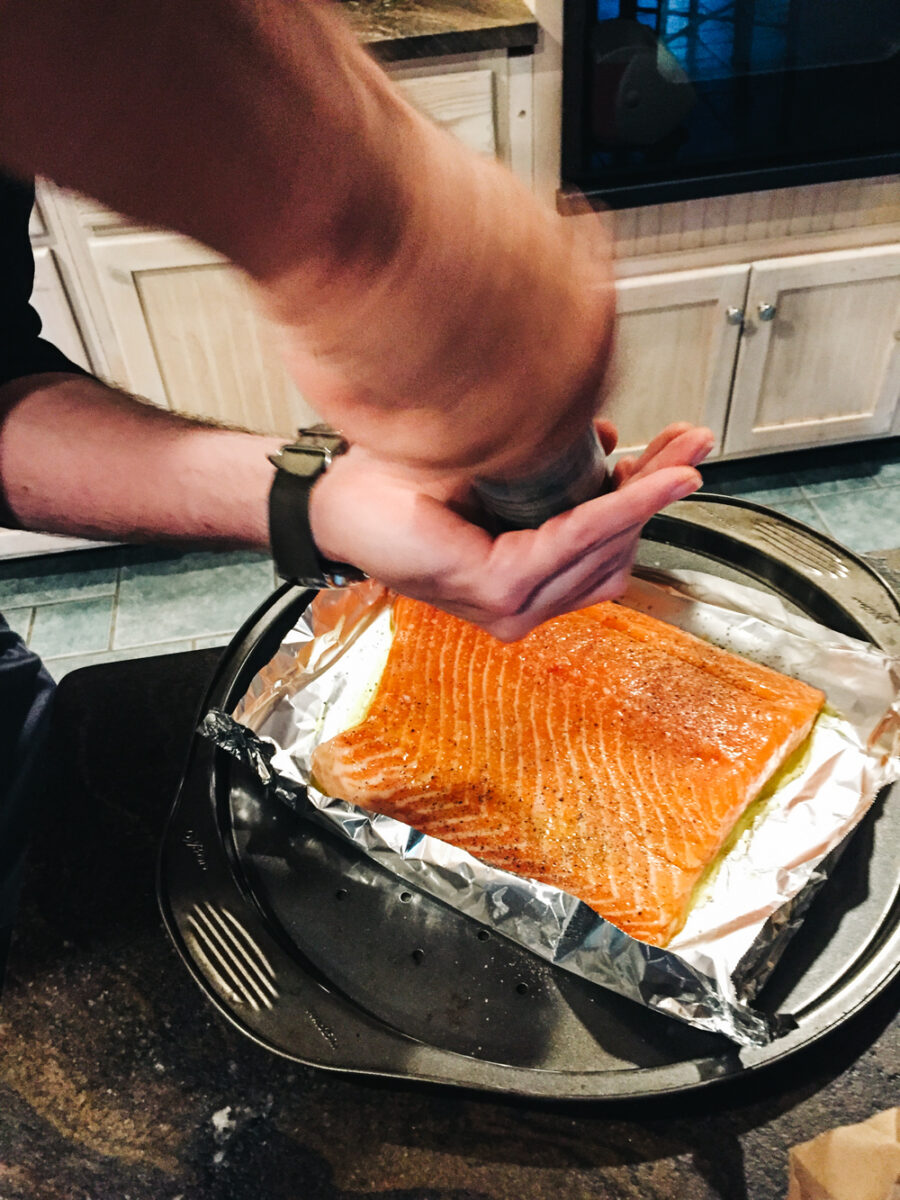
[{"xmin": 655, "ymin": 498, "xmax": 900, "ymax": 656}]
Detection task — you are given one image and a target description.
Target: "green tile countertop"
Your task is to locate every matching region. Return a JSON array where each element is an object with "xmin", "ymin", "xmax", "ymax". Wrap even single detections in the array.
[{"xmin": 341, "ymin": 0, "xmax": 539, "ymax": 61}]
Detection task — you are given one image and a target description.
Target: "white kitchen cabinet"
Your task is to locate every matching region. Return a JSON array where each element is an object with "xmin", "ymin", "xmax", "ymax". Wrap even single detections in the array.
[
  {"xmin": 601, "ymin": 265, "xmax": 749, "ymax": 459},
  {"xmin": 723, "ymin": 245, "xmax": 900, "ymax": 455},
  {"xmin": 28, "ymin": 193, "xmax": 48, "ymax": 239},
  {"xmin": 396, "ymin": 68, "xmax": 497, "ymax": 159},
  {"xmin": 88, "ymin": 232, "xmax": 320, "ymax": 436},
  {"xmin": 601, "ymin": 245, "xmax": 900, "ymax": 461},
  {"xmin": 29, "ymin": 247, "xmax": 92, "ymax": 372}
]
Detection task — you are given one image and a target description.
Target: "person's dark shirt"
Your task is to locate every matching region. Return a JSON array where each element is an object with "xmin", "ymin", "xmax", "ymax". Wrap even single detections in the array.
[
  {"xmin": 1, "ymin": 170, "xmax": 90, "ymax": 388},
  {"xmin": 0, "ymin": 173, "xmax": 80, "ymax": 931}
]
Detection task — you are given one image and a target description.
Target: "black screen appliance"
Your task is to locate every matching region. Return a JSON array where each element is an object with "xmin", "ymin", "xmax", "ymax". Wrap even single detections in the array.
[{"xmin": 561, "ymin": 0, "xmax": 900, "ymax": 207}]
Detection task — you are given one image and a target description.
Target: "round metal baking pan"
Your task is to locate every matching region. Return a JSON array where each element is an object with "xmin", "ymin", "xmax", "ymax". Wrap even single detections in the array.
[{"xmin": 158, "ymin": 495, "xmax": 900, "ymax": 1099}]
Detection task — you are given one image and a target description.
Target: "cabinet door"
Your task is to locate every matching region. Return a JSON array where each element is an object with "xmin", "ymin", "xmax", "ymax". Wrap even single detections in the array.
[
  {"xmin": 89, "ymin": 232, "xmax": 320, "ymax": 436},
  {"xmin": 396, "ymin": 69, "xmax": 496, "ymax": 158},
  {"xmin": 724, "ymin": 245, "xmax": 900, "ymax": 455},
  {"xmin": 30, "ymin": 247, "xmax": 92, "ymax": 371},
  {"xmin": 601, "ymin": 265, "xmax": 749, "ymax": 459}
]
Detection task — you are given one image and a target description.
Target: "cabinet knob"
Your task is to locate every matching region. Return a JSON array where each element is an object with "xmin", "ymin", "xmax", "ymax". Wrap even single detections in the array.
[
  {"xmin": 725, "ymin": 306, "xmax": 744, "ymax": 325},
  {"xmin": 757, "ymin": 302, "xmax": 777, "ymax": 321}
]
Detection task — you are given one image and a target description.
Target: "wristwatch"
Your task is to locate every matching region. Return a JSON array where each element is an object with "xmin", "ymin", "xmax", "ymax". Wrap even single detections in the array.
[{"xmin": 268, "ymin": 424, "xmax": 367, "ymax": 588}]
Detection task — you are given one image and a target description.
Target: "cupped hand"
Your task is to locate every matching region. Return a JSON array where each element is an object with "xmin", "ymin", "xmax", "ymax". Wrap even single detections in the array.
[{"xmin": 310, "ymin": 422, "xmax": 713, "ymax": 641}]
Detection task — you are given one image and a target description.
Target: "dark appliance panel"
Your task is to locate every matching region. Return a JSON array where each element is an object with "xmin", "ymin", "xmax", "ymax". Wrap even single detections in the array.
[{"xmin": 562, "ymin": 0, "xmax": 900, "ymax": 207}]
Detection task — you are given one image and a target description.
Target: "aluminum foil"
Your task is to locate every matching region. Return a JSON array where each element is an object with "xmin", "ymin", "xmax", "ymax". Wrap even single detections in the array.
[{"xmin": 202, "ymin": 572, "xmax": 900, "ymax": 1046}]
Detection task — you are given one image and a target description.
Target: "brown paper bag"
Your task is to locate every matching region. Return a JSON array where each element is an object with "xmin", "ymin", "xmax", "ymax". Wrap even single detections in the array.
[{"xmin": 787, "ymin": 1108, "xmax": 900, "ymax": 1200}]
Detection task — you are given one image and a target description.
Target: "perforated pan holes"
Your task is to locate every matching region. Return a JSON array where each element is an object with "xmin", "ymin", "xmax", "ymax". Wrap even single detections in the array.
[{"xmin": 473, "ymin": 926, "xmax": 529, "ymax": 994}]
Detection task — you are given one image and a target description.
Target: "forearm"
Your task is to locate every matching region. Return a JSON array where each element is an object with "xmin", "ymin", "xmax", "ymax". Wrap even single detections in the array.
[
  {"xmin": 0, "ymin": 0, "xmax": 616, "ymax": 479},
  {"xmin": 0, "ymin": 374, "xmax": 279, "ymax": 547},
  {"xmin": 0, "ymin": 0, "xmax": 410, "ymax": 286}
]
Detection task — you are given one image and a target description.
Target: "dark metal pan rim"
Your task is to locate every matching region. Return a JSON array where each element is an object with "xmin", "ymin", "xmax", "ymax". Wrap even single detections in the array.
[
  {"xmin": 158, "ymin": 494, "xmax": 900, "ymax": 1100},
  {"xmin": 158, "ymin": 902, "xmax": 900, "ymax": 1101}
]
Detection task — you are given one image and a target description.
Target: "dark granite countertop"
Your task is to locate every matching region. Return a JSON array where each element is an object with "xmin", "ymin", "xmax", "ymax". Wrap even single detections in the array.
[
  {"xmin": 1, "ymin": 574, "xmax": 898, "ymax": 1198},
  {"xmin": 342, "ymin": 0, "xmax": 538, "ymax": 62}
]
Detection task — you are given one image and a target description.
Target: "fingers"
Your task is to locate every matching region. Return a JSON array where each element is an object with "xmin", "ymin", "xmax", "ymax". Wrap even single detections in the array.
[
  {"xmin": 313, "ymin": 449, "xmax": 702, "ymax": 643},
  {"xmin": 487, "ymin": 541, "xmax": 638, "ymax": 641},
  {"xmin": 593, "ymin": 418, "xmax": 619, "ymax": 457},
  {"xmin": 607, "ymin": 422, "xmax": 693, "ymax": 487},
  {"xmin": 635, "ymin": 422, "xmax": 695, "ymax": 462},
  {"xmin": 611, "ymin": 454, "xmax": 638, "ymax": 486},
  {"xmin": 440, "ymin": 462, "xmax": 701, "ymax": 636},
  {"xmin": 625, "ymin": 425, "xmax": 714, "ymax": 483},
  {"xmin": 477, "ymin": 464, "xmax": 702, "ymax": 638},
  {"xmin": 571, "ymin": 462, "xmax": 702, "ymax": 537},
  {"xmin": 608, "ymin": 424, "xmax": 713, "ymax": 489}
]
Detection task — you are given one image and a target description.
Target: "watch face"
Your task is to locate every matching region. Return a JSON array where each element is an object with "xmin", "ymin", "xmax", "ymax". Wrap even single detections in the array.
[
  {"xmin": 278, "ymin": 446, "xmax": 329, "ymax": 479},
  {"xmin": 297, "ymin": 427, "xmax": 347, "ymax": 456}
]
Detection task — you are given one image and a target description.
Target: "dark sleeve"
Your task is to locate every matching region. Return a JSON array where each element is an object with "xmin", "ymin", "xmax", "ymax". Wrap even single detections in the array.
[{"xmin": 0, "ymin": 171, "xmax": 92, "ymax": 389}]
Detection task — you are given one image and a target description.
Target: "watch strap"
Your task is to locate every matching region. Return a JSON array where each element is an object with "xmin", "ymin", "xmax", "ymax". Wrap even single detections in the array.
[{"xmin": 268, "ymin": 430, "xmax": 366, "ymax": 588}]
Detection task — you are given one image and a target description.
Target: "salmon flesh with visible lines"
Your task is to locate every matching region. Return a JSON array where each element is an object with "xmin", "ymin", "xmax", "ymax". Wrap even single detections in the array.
[{"xmin": 311, "ymin": 596, "xmax": 825, "ymax": 945}]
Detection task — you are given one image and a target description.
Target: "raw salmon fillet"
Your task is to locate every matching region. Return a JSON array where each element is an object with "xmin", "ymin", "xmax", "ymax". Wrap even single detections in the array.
[{"xmin": 311, "ymin": 596, "xmax": 825, "ymax": 945}]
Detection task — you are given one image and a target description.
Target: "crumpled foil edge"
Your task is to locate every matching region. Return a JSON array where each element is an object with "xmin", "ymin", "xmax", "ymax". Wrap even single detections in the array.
[
  {"xmin": 199, "ymin": 570, "xmax": 900, "ymax": 1049},
  {"xmin": 199, "ymin": 706, "xmax": 791, "ymax": 1045}
]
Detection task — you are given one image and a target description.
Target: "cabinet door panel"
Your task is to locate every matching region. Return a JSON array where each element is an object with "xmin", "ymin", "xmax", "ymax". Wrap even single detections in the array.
[
  {"xmin": 396, "ymin": 69, "xmax": 496, "ymax": 157},
  {"xmin": 90, "ymin": 233, "xmax": 320, "ymax": 435},
  {"xmin": 28, "ymin": 195, "xmax": 48, "ymax": 239},
  {"xmin": 30, "ymin": 247, "xmax": 92, "ymax": 371},
  {"xmin": 602, "ymin": 265, "xmax": 748, "ymax": 459},
  {"xmin": 724, "ymin": 245, "xmax": 900, "ymax": 454}
]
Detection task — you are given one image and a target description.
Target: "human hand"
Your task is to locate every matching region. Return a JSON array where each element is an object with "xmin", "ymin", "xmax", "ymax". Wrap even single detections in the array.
[
  {"xmin": 310, "ymin": 422, "xmax": 713, "ymax": 641},
  {"xmin": 605, "ymin": 419, "xmax": 712, "ymax": 488}
]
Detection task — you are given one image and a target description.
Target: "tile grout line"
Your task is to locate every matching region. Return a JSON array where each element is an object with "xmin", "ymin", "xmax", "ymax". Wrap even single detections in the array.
[
  {"xmin": 107, "ymin": 565, "xmax": 123, "ymax": 651},
  {"xmin": 111, "ymin": 632, "xmax": 227, "ymax": 653},
  {"xmin": 43, "ymin": 635, "xmax": 200, "ymax": 664},
  {"xmin": 798, "ymin": 482, "xmax": 883, "ymax": 502},
  {"xmin": 4, "ymin": 588, "xmax": 118, "ymax": 614},
  {"xmin": 802, "ymin": 495, "xmax": 838, "ymax": 542}
]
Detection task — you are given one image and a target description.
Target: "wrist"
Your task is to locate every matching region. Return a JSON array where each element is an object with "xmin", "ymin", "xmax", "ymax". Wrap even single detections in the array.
[
  {"xmin": 268, "ymin": 426, "xmax": 367, "ymax": 586},
  {"xmin": 152, "ymin": 424, "xmax": 280, "ymax": 552}
]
